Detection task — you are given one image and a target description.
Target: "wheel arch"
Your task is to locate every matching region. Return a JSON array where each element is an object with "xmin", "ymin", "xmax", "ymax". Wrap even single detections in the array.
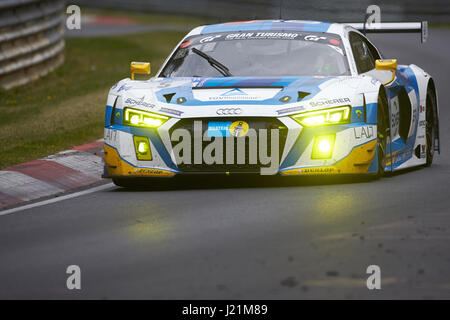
[
  {"xmin": 375, "ymin": 84, "xmax": 390, "ymax": 175},
  {"xmin": 426, "ymin": 77, "xmax": 440, "ymax": 154},
  {"xmin": 377, "ymin": 85, "xmax": 389, "ymax": 126}
]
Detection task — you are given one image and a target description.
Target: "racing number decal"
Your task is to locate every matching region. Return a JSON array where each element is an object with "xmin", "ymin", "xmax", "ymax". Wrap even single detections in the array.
[{"xmin": 390, "ymin": 96, "xmax": 400, "ymax": 139}]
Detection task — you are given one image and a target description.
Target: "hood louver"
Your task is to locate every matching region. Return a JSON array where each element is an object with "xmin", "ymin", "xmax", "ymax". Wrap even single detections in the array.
[
  {"xmin": 163, "ymin": 93, "xmax": 176, "ymax": 103},
  {"xmin": 297, "ymin": 91, "xmax": 310, "ymax": 101}
]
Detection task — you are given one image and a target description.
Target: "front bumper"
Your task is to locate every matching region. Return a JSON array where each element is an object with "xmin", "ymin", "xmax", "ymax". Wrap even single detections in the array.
[{"xmin": 102, "ymin": 119, "xmax": 379, "ymax": 178}]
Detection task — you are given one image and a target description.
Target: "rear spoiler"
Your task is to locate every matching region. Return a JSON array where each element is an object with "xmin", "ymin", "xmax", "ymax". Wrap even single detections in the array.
[{"xmin": 345, "ymin": 21, "xmax": 428, "ymax": 43}]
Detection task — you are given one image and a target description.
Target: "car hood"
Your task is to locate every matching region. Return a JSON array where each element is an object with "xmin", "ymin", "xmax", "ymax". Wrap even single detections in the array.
[{"xmin": 112, "ymin": 76, "xmax": 362, "ymax": 108}]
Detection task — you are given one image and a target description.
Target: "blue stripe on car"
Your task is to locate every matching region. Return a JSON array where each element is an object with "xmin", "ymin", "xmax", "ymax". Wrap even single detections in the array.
[{"xmin": 200, "ymin": 21, "xmax": 332, "ymax": 34}]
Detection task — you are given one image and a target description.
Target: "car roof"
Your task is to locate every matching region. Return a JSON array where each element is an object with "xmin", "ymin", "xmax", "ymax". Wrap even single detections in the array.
[{"xmin": 186, "ymin": 20, "xmax": 347, "ymax": 37}]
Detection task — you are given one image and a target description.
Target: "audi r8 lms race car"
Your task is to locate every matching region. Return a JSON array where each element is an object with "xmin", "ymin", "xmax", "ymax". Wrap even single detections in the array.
[{"xmin": 102, "ymin": 20, "xmax": 440, "ymax": 186}]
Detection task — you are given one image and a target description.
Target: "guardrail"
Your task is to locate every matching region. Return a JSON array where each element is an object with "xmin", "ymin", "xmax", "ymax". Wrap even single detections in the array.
[{"xmin": 0, "ymin": 0, "xmax": 65, "ymax": 90}]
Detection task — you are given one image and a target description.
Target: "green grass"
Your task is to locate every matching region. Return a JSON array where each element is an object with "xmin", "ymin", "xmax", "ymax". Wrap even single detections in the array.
[
  {"xmin": 429, "ymin": 22, "xmax": 450, "ymax": 29},
  {"xmin": 0, "ymin": 29, "xmax": 194, "ymax": 169}
]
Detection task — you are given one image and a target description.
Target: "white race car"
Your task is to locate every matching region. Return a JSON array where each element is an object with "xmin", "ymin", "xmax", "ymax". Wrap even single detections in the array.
[{"xmin": 102, "ymin": 20, "xmax": 439, "ymax": 187}]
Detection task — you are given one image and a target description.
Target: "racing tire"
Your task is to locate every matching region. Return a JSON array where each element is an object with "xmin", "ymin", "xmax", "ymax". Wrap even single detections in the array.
[
  {"xmin": 425, "ymin": 86, "xmax": 437, "ymax": 167},
  {"xmin": 376, "ymin": 88, "xmax": 389, "ymax": 178}
]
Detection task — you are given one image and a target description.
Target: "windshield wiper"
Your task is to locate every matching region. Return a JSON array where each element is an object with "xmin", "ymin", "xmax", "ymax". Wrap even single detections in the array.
[{"xmin": 191, "ymin": 47, "xmax": 232, "ymax": 77}]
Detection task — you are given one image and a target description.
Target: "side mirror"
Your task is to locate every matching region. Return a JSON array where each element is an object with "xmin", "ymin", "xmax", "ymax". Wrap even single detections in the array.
[
  {"xmin": 130, "ymin": 61, "xmax": 150, "ymax": 80},
  {"xmin": 375, "ymin": 59, "xmax": 397, "ymax": 85}
]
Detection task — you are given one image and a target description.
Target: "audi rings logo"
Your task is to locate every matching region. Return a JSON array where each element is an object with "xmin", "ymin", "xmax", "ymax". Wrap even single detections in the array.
[{"xmin": 216, "ymin": 108, "xmax": 242, "ymax": 115}]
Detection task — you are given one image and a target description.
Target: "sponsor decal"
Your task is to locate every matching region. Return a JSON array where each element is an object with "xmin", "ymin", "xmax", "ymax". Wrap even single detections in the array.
[
  {"xmin": 134, "ymin": 168, "xmax": 172, "ymax": 176},
  {"xmin": 276, "ymin": 106, "xmax": 304, "ymax": 115},
  {"xmin": 104, "ymin": 129, "xmax": 119, "ymax": 145},
  {"xmin": 184, "ymin": 31, "xmax": 344, "ymax": 51},
  {"xmin": 200, "ymin": 35, "xmax": 222, "ymax": 43},
  {"xmin": 205, "ymin": 120, "xmax": 255, "ymax": 138},
  {"xmin": 205, "ymin": 88, "xmax": 258, "ymax": 101},
  {"xmin": 159, "ymin": 107, "xmax": 183, "ymax": 116},
  {"xmin": 354, "ymin": 126, "xmax": 375, "ymax": 139},
  {"xmin": 194, "ymin": 32, "xmax": 342, "ymax": 46},
  {"xmin": 229, "ymin": 120, "xmax": 249, "ymax": 137},
  {"xmin": 225, "ymin": 32, "xmax": 300, "ymax": 40},
  {"xmin": 390, "ymin": 97, "xmax": 400, "ymax": 137},
  {"xmin": 412, "ymin": 107, "xmax": 417, "ymax": 125},
  {"xmin": 300, "ymin": 167, "xmax": 335, "ymax": 174},
  {"xmin": 356, "ymin": 109, "xmax": 362, "ymax": 119},
  {"xmin": 193, "ymin": 88, "xmax": 281, "ymax": 101},
  {"xmin": 421, "ymin": 144, "xmax": 426, "ymax": 158},
  {"xmin": 222, "ymin": 88, "xmax": 247, "ymax": 96},
  {"xmin": 117, "ymin": 84, "xmax": 132, "ymax": 92},
  {"xmin": 309, "ymin": 97, "xmax": 350, "ymax": 107},
  {"xmin": 124, "ymin": 95, "xmax": 156, "ymax": 109},
  {"xmin": 394, "ymin": 150, "xmax": 412, "ymax": 164},
  {"xmin": 304, "ymin": 35, "xmax": 327, "ymax": 42},
  {"xmin": 207, "ymin": 121, "xmax": 232, "ymax": 137},
  {"xmin": 209, "ymin": 96, "xmax": 257, "ymax": 101}
]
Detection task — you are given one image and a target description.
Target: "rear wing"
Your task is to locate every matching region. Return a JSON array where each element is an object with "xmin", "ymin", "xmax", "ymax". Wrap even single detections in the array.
[{"xmin": 345, "ymin": 22, "xmax": 428, "ymax": 43}]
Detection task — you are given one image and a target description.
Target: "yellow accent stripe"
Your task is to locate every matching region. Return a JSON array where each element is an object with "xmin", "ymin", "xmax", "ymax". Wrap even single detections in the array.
[
  {"xmin": 281, "ymin": 140, "xmax": 377, "ymax": 175},
  {"xmin": 104, "ymin": 144, "xmax": 175, "ymax": 177},
  {"xmin": 385, "ymin": 150, "xmax": 399, "ymax": 167}
]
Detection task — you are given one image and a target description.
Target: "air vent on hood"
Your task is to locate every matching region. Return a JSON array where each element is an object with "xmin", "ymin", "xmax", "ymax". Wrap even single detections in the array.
[
  {"xmin": 298, "ymin": 91, "xmax": 310, "ymax": 101},
  {"xmin": 163, "ymin": 93, "xmax": 176, "ymax": 103}
]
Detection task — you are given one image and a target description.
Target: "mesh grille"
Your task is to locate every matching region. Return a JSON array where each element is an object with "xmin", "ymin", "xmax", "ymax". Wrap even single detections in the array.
[{"xmin": 169, "ymin": 118, "xmax": 288, "ymax": 173}]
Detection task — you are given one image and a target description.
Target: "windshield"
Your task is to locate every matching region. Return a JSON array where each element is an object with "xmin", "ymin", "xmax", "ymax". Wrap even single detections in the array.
[{"xmin": 160, "ymin": 31, "xmax": 350, "ymax": 77}]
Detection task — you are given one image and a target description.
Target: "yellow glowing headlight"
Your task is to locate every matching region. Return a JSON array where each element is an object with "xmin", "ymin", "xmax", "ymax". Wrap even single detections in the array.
[
  {"xmin": 133, "ymin": 136, "xmax": 152, "ymax": 161},
  {"xmin": 292, "ymin": 106, "xmax": 351, "ymax": 127},
  {"xmin": 312, "ymin": 134, "xmax": 335, "ymax": 159},
  {"xmin": 124, "ymin": 107, "xmax": 169, "ymax": 128}
]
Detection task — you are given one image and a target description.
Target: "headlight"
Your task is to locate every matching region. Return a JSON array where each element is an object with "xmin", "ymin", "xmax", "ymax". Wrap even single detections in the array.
[
  {"xmin": 291, "ymin": 106, "xmax": 351, "ymax": 127},
  {"xmin": 133, "ymin": 136, "xmax": 152, "ymax": 161},
  {"xmin": 123, "ymin": 107, "xmax": 169, "ymax": 128},
  {"xmin": 312, "ymin": 134, "xmax": 335, "ymax": 159}
]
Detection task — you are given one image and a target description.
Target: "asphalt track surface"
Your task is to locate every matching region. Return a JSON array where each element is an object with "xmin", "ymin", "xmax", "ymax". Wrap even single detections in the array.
[{"xmin": 1, "ymin": 30, "xmax": 450, "ymax": 299}]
